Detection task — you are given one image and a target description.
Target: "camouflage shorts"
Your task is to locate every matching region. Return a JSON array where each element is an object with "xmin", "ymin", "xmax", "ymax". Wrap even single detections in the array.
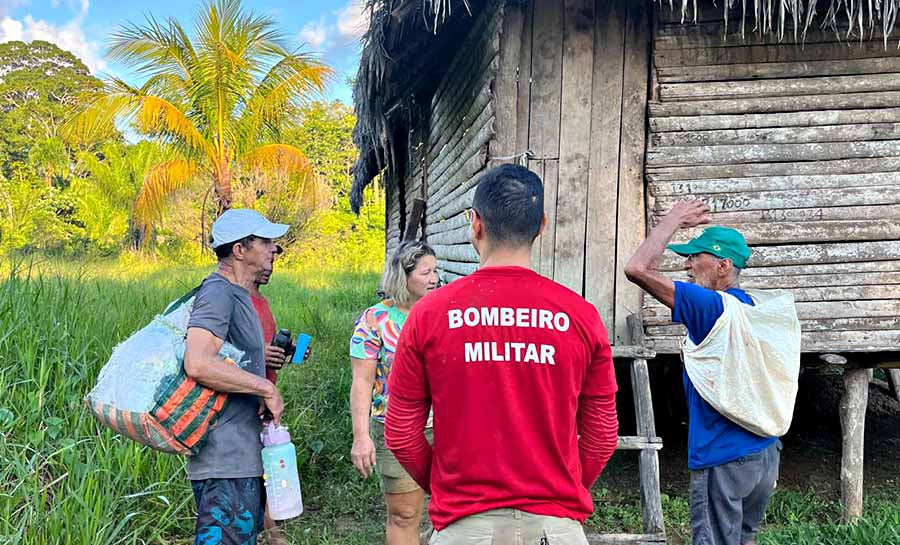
[{"xmin": 191, "ymin": 477, "xmax": 265, "ymax": 545}]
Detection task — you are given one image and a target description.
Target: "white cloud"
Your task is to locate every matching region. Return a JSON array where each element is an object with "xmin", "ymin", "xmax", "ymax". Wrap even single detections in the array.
[
  {"xmin": 0, "ymin": 15, "xmax": 21, "ymax": 38},
  {"xmin": 0, "ymin": 14, "xmax": 105, "ymax": 73},
  {"xmin": 336, "ymin": 0, "xmax": 367, "ymax": 40},
  {"xmin": 299, "ymin": 18, "xmax": 327, "ymax": 49}
]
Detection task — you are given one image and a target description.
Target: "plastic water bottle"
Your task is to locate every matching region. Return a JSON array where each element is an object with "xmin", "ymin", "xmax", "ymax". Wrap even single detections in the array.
[{"xmin": 260, "ymin": 423, "xmax": 303, "ymax": 520}]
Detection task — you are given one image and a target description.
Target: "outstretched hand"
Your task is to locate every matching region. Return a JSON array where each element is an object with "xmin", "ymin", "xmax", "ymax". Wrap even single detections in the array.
[{"xmin": 664, "ymin": 200, "xmax": 712, "ymax": 229}]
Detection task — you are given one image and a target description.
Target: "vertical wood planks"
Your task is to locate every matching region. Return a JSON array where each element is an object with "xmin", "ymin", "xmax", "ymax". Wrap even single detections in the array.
[
  {"xmin": 514, "ymin": 1, "xmax": 538, "ymax": 270},
  {"xmin": 493, "ymin": 0, "xmax": 525, "ymax": 159},
  {"xmin": 554, "ymin": 0, "xmax": 596, "ymax": 292},
  {"xmin": 529, "ymin": 0, "xmax": 565, "ymax": 279},
  {"xmin": 614, "ymin": 0, "xmax": 651, "ymax": 343},
  {"xmin": 585, "ymin": 0, "xmax": 627, "ymax": 338}
]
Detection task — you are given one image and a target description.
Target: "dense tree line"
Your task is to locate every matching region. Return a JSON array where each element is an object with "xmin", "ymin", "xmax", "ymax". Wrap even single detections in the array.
[{"xmin": 0, "ymin": 38, "xmax": 383, "ymax": 264}]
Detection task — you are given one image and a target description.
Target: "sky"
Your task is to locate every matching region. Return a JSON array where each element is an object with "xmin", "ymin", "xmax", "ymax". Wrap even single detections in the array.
[{"xmin": 0, "ymin": 0, "xmax": 365, "ymax": 104}]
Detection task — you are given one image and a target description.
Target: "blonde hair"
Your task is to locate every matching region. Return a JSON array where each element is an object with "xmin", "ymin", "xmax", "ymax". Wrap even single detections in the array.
[{"xmin": 381, "ymin": 240, "xmax": 436, "ymax": 308}]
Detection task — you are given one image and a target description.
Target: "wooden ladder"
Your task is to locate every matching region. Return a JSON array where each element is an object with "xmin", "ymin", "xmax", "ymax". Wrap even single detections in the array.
[{"xmin": 586, "ymin": 344, "xmax": 666, "ymax": 545}]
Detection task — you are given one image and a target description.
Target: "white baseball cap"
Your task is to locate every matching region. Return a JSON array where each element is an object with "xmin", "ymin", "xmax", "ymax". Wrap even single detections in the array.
[{"xmin": 210, "ymin": 208, "xmax": 290, "ymax": 249}]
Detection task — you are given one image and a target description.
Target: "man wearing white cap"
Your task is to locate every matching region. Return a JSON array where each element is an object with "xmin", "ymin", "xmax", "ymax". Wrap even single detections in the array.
[{"xmin": 182, "ymin": 208, "xmax": 290, "ymax": 545}]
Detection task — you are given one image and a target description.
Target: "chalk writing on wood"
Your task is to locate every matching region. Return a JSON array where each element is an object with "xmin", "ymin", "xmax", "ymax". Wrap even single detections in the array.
[
  {"xmin": 760, "ymin": 208, "xmax": 825, "ymax": 222},
  {"xmin": 699, "ymin": 195, "xmax": 751, "ymax": 212}
]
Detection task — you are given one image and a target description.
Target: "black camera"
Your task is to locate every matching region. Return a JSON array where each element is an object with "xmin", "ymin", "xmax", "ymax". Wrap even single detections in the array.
[{"xmin": 271, "ymin": 328, "xmax": 296, "ymax": 362}]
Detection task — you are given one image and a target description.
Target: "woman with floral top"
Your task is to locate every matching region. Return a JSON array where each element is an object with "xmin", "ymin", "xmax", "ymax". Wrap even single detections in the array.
[{"xmin": 349, "ymin": 240, "xmax": 439, "ymax": 545}]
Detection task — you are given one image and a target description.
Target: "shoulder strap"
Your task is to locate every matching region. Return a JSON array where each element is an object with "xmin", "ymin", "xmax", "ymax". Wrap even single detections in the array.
[{"xmin": 163, "ymin": 285, "xmax": 202, "ymax": 316}]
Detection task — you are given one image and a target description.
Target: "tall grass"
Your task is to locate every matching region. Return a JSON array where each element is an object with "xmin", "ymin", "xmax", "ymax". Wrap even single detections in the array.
[{"xmin": 2, "ymin": 259, "xmax": 899, "ymax": 544}]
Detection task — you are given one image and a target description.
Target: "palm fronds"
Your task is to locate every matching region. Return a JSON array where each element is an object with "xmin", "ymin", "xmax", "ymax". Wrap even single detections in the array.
[
  {"xmin": 240, "ymin": 144, "xmax": 314, "ymax": 178},
  {"xmin": 133, "ymin": 159, "xmax": 199, "ymax": 230},
  {"xmin": 66, "ymin": 0, "xmax": 332, "ymax": 233}
]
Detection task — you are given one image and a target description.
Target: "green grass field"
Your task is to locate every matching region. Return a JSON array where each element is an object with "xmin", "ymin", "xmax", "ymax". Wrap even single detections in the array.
[{"xmin": 2, "ymin": 259, "xmax": 898, "ymax": 544}]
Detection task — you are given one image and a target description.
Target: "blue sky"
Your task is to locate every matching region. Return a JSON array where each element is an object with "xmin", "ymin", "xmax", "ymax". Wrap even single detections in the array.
[{"xmin": 0, "ymin": 0, "xmax": 364, "ymax": 104}]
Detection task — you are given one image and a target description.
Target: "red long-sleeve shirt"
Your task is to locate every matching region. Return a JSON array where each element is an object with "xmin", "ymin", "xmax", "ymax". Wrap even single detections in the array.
[{"xmin": 385, "ymin": 266, "xmax": 619, "ymax": 531}]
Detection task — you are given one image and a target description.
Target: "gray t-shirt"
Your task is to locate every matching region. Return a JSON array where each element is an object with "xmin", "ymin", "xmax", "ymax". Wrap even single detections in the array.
[{"xmin": 186, "ymin": 272, "xmax": 266, "ymax": 480}]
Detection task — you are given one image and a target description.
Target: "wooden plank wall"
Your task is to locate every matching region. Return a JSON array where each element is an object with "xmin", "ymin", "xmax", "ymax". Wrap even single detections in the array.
[
  {"xmin": 385, "ymin": 178, "xmax": 401, "ymax": 258},
  {"xmin": 644, "ymin": 4, "xmax": 900, "ymax": 353},
  {"xmin": 489, "ymin": 0, "xmax": 651, "ymax": 344},
  {"xmin": 422, "ymin": 0, "xmax": 503, "ymax": 284}
]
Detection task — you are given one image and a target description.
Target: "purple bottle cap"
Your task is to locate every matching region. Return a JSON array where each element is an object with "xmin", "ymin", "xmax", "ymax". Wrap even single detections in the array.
[{"xmin": 260, "ymin": 423, "xmax": 291, "ymax": 446}]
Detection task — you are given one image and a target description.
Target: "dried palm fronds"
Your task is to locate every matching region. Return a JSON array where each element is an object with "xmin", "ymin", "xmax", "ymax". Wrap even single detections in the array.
[
  {"xmin": 350, "ymin": 0, "xmax": 900, "ymax": 212},
  {"xmin": 663, "ymin": 0, "xmax": 900, "ymax": 45}
]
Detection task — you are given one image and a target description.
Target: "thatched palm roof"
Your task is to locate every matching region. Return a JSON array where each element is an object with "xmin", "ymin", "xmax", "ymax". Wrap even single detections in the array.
[{"xmin": 350, "ymin": 0, "xmax": 900, "ymax": 212}]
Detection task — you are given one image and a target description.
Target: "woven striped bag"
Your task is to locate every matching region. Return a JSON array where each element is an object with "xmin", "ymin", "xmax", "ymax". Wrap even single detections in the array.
[{"xmin": 85, "ymin": 288, "xmax": 247, "ymax": 455}]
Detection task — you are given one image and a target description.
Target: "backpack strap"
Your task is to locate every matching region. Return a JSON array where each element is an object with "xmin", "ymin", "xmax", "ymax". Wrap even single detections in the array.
[{"xmin": 163, "ymin": 286, "xmax": 202, "ymax": 316}]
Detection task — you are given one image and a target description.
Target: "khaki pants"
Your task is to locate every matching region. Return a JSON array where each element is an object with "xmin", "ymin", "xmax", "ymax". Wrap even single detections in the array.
[
  {"xmin": 429, "ymin": 509, "xmax": 589, "ymax": 545},
  {"xmin": 370, "ymin": 420, "xmax": 433, "ymax": 494}
]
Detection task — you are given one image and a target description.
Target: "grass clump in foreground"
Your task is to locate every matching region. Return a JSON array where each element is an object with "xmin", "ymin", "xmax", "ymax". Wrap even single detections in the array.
[{"xmin": 2, "ymin": 259, "xmax": 900, "ymax": 544}]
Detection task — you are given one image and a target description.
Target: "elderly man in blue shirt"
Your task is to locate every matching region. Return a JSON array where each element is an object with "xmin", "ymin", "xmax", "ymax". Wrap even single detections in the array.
[{"xmin": 624, "ymin": 201, "xmax": 794, "ymax": 545}]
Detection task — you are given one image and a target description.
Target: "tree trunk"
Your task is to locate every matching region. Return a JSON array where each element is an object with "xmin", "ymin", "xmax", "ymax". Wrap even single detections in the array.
[{"xmin": 215, "ymin": 158, "xmax": 234, "ymax": 216}]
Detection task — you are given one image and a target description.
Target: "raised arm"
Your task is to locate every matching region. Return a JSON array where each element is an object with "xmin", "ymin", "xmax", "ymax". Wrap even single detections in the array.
[{"xmin": 624, "ymin": 200, "xmax": 711, "ymax": 309}]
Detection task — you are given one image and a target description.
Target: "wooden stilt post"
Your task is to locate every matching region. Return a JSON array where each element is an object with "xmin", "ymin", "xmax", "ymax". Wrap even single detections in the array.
[
  {"xmin": 840, "ymin": 368, "xmax": 868, "ymax": 524},
  {"xmin": 886, "ymin": 369, "xmax": 900, "ymax": 403}
]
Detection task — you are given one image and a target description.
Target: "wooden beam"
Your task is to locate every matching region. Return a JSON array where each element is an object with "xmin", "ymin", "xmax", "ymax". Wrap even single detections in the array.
[
  {"xmin": 650, "ymin": 172, "xmax": 900, "ymax": 198},
  {"xmin": 840, "ymin": 368, "xmax": 869, "ymax": 524},
  {"xmin": 657, "ymin": 58, "xmax": 900, "ymax": 83},
  {"xmin": 403, "ymin": 198, "xmax": 426, "ymax": 241},
  {"xmin": 886, "ymin": 370, "xmax": 900, "ymax": 403},
  {"xmin": 612, "ymin": 345, "xmax": 657, "ymax": 360},
  {"xmin": 647, "ymin": 157, "xmax": 900, "ymax": 183},
  {"xmin": 617, "ymin": 436, "xmax": 664, "ymax": 451},
  {"xmin": 649, "ymin": 91, "xmax": 900, "ymax": 117},
  {"xmin": 651, "ymin": 108, "xmax": 900, "ymax": 133},
  {"xmin": 586, "ymin": 533, "xmax": 666, "ymax": 544}
]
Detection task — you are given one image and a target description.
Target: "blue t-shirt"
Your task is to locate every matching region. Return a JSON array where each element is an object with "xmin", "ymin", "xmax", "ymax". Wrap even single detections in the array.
[{"xmin": 673, "ymin": 281, "xmax": 778, "ymax": 470}]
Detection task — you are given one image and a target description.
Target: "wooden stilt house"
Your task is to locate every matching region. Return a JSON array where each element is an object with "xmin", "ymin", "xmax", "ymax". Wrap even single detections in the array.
[{"xmin": 350, "ymin": 0, "xmax": 900, "ymax": 536}]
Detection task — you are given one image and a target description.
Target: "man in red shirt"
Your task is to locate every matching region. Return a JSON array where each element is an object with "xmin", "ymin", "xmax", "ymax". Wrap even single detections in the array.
[
  {"xmin": 251, "ymin": 245, "xmax": 286, "ymax": 385},
  {"xmin": 385, "ymin": 164, "xmax": 619, "ymax": 543},
  {"xmin": 250, "ymin": 244, "xmax": 287, "ymax": 545}
]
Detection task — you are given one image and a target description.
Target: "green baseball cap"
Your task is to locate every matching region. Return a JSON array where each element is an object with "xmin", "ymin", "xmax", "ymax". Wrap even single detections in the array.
[{"xmin": 667, "ymin": 226, "xmax": 752, "ymax": 269}]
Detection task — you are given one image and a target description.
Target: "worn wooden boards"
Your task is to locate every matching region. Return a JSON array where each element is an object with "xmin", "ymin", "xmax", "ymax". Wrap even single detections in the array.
[
  {"xmin": 416, "ymin": 0, "xmax": 502, "ymax": 283},
  {"xmin": 480, "ymin": 0, "xmax": 649, "ymax": 344},
  {"xmin": 644, "ymin": 5, "xmax": 900, "ymax": 354}
]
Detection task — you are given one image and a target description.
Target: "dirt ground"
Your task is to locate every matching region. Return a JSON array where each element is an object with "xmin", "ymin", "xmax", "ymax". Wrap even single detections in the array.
[{"xmin": 603, "ymin": 363, "xmax": 900, "ymax": 496}]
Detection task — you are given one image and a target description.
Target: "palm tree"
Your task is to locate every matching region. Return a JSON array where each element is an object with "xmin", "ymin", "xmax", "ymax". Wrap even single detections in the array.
[{"xmin": 67, "ymin": 0, "xmax": 332, "ymax": 236}]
